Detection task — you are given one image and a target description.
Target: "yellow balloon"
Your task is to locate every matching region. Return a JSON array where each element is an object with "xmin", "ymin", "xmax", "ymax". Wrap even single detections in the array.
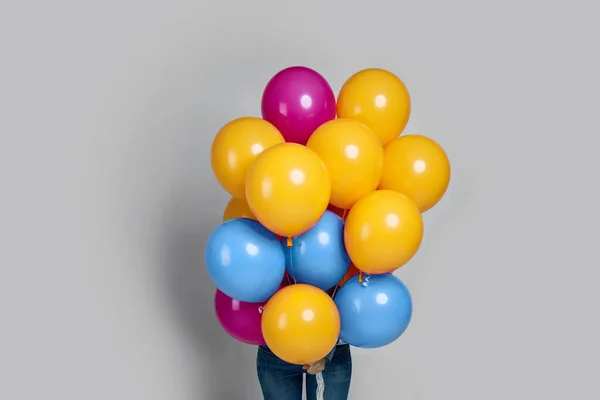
[
  {"xmin": 262, "ymin": 284, "xmax": 340, "ymax": 365},
  {"xmin": 211, "ymin": 117, "xmax": 284, "ymax": 199},
  {"xmin": 379, "ymin": 134, "xmax": 450, "ymax": 212},
  {"xmin": 245, "ymin": 143, "xmax": 331, "ymax": 237},
  {"xmin": 306, "ymin": 118, "xmax": 384, "ymax": 209},
  {"xmin": 337, "ymin": 68, "xmax": 411, "ymax": 146},
  {"xmin": 222, "ymin": 197, "xmax": 255, "ymax": 221},
  {"xmin": 344, "ymin": 190, "xmax": 423, "ymax": 274}
]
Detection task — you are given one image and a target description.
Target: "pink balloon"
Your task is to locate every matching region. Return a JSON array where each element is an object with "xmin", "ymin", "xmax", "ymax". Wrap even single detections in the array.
[
  {"xmin": 261, "ymin": 66, "xmax": 336, "ymax": 145},
  {"xmin": 215, "ymin": 289, "xmax": 266, "ymax": 345}
]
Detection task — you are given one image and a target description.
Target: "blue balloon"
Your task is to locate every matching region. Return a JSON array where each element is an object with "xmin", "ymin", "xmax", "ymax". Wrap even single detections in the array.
[
  {"xmin": 335, "ymin": 274, "xmax": 413, "ymax": 348},
  {"xmin": 285, "ymin": 211, "xmax": 350, "ymax": 291},
  {"xmin": 205, "ymin": 218, "xmax": 285, "ymax": 303}
]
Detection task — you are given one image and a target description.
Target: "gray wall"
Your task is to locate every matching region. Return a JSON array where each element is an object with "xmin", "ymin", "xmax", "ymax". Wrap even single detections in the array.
[{"xmin": 2, "ymin": 0, "xmax": 599, "ymax": 399}]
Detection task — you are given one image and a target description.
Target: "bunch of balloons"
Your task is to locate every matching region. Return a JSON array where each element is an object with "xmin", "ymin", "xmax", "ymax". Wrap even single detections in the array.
[{"xmin": 206, "ymin": 66, "xmax": 451, "ymax": 365}]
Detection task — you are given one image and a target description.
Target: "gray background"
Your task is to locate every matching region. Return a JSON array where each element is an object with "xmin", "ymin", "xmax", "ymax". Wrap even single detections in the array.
[{"xmin": 2, "ymin": 0, "xmax": 599, "ymax": 399}]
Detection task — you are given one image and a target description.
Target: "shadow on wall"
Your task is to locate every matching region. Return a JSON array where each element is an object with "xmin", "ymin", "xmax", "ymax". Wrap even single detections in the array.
[
  {"xmin": 152, "ymin": 46, "xmax": 291, "ymax": 399},
  {"xmin": 161, "ymin": 198, "xmax": 258, "ymax": 399}
]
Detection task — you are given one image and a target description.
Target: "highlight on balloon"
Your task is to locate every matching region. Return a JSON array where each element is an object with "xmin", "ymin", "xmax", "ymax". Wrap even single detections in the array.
[{"xmin": 206, "ymin": 65, "xmax": 451, "ymax": 363}]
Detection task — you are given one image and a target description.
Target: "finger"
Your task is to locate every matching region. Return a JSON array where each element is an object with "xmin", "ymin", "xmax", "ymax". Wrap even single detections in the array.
[{"xmin": 308, "ymin": 366, "xmax": 323, "ymax": 375}]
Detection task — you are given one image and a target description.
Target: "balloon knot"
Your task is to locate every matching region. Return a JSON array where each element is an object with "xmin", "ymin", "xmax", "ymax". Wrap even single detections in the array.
[
  {"xmin": 286, "ymin": 236, "xmax": 293, "ymax": 248},
  {"xmin": 258, "ymin": 306, "xmax": 264, "ymax": 314},
  {"xmin": 362, "ymin": 273, "xmax": 370, "ymax": 287},
  {"xmin": 358, "ymin": 272, "xmax": 364, "ymax": 283}
]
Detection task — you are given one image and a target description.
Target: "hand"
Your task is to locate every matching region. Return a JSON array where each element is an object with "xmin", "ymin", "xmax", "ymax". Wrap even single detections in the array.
[{"xmin": 303, "ymin": 358, "xmax": 326, "ymax": 375}]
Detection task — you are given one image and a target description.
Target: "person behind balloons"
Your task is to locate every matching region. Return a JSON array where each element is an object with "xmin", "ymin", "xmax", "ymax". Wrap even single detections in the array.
[{"xmin": 256, "ymin": 276, "xmax": 354, "ymax": 400}]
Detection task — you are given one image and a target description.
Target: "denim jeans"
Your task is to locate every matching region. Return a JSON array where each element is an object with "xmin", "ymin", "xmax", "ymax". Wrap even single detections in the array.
[{"xmin": 256, "ymin": 344, "xmax": 352, "ymax": 400}]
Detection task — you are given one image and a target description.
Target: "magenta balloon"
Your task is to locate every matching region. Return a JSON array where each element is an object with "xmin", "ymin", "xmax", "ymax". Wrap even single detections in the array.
[
  {"xmin": 215, "ymin": 289, "xmax": 266, "ymax": 345},
  {"xmin": 261, "ymin": 66, "xmax": 336, "ymax": 145}
]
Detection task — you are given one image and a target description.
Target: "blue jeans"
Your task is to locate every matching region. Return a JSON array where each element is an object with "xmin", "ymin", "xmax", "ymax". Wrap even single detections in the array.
[{"xmin": 256, "ymin": 344, "xmax": 352, "ymax": 400}]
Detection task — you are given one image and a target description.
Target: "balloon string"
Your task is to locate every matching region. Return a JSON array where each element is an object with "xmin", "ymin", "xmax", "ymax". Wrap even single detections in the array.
[
  {"xmin": 287, "ymin": 237, "xmax": 297, "ymax": 284},
  {"xmin": 342, "ymin": 209, "xmax": 348, "ymax": 220},
  {"xmin": 331, "ymin": 283, "xmax": 340, "ymax": 299},
  {"xmin": 316, "ymin": 371, "xmax": 325, "ymax": 400}
]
